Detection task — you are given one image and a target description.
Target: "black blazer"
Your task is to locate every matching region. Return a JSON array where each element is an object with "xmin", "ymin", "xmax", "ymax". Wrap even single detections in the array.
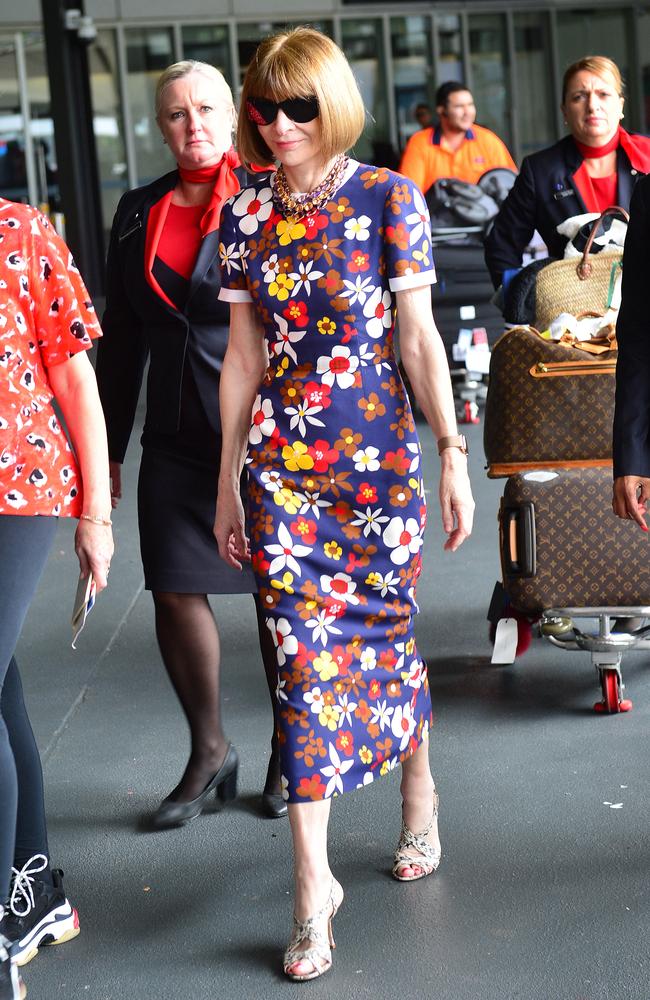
[
  {"xmin": 484, "ymin": 134, "xmax": 646, "ymax": 289},
  {"xmin": 96, "ymin": 170, "xmax": 232, "ymax": 463},
  {"xmin": 613, "ymin": 175, "xmax": 650, "ymax": 478}
]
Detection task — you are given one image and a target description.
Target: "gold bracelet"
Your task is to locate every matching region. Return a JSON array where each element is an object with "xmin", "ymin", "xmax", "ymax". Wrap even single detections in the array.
[{"xmin": 80, "ymin": 513, "xmax": 112, "ymax": 526}]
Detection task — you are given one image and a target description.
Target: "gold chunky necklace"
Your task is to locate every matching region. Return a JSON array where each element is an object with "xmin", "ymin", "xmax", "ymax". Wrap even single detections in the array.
[{"xmin": 272, "ymin": 154, "xmax": 349, "ymax": 221}]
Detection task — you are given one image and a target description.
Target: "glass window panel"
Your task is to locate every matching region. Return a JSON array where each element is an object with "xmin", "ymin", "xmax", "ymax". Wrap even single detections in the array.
[
  {"xmin": 468, "ymin": 13, "xmax": 512, "ymax": 151},
  {"xmin": 88, "ymin": 28, "xmax": 128, "ymax": 240},
  {"xmin": 638, "ymin": 9, "xmax": 650, "ymax": 132},
  {"xmin": 341, "ymin": 18, "xmax": 394, "ymax": 168},
  {"xmin": 125, "ymin": 27, "xmax": 175, "ymax": 186},
  {"xmin": 436, "ymin": 15, "xmax": 463, "ymax": 88},
  {"xmin": 182, "ymin": 24, "xmax": 231, "ymax": 85},
  {"xmin": 0, "ymin": 36, "xmax": 28, "ymax": 203},
  {"xmin": 514, "ymin": 12, "xmax": 554, "ymax": 157},
  {"xmin": 391, "ymin": 15, "xmax": 434, "ymax": 150},
  {"xmin": 21, "ymin": 31, "xmax": 60, "ymax": 213}
]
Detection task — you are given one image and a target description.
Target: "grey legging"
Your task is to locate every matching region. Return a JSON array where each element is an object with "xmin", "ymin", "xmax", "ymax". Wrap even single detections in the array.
[{"xmin": 0, "ymin": 514, "xmax": 58, "ymax": 900}]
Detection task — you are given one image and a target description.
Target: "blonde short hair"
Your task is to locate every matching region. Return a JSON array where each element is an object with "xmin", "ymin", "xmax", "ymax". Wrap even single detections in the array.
[
  {"xmin": 237, "ymin": 27, "xmax": 366, "ymax": 168},
  {"xmin": 562, "ymin": 56, "xmax": 624, "ymax": 103},
  {"xmin": 155, "ymin": 60, "xmax": 234, "ymax": 119}
]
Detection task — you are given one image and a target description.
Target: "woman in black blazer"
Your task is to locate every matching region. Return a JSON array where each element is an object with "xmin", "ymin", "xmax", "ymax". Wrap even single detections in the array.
[
  {"xmin": 485, "ymin": 55, "xmax": 650, "ymax": 289},
  {"xmin": 97, "ymin": 61, "xmax": 284, "ymax": 826}
]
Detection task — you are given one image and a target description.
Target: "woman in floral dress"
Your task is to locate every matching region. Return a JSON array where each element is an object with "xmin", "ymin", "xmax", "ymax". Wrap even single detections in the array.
[{"xmin": 214, "ymin": 27, "xmax": 474, "ymax": 982}]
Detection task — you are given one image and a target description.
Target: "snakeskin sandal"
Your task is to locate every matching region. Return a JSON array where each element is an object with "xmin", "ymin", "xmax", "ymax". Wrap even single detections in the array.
[
  {"xmin": 392, "ymin": 790, "xmax": 441, "ymax": 882},
  {"xmin": 283, "ymin": 877, "xmax": 344, "ymax": 982}
]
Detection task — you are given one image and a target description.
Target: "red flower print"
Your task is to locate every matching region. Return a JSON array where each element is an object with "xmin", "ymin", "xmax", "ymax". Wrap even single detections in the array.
[
  {"xmin": 325, "ymin": 597, "xmax": 347, "ymax": 620},
  {"xmin": 290, "ymin": 516, "xmax": 317, "ymax": 545},
  {"xmin": 264, "ymin": 208, "xmax": 282, "ymax": 233},
  {"xmin": 331, "ymin": 644, "xmax": 353, "ymax": 675},
  {"xmin": 384, "ymin": 222, "xmax": 409, "ymax": 250},
  {"xmin": 303, "ymin": 381, "xmax": 331, "ymax": 410},
  {"xmin": 296, "ymin": 774, "xmax": 327, "ymax": 799},
  {"xmin": 378, "ymin": 649, "xmax": 397, "ymax": 670},
  {"xmin": 368, "ymin": 679, "xmax": 382, "ymax": 701},
  {"xmin": 301, "ymin": 212, "xmax": 328, "ymax": 239},
  {"xmin": 341, "ymin": 323, "xmax": 358, "ymax": 344},
  {"xmin": 269, "ymin": 426, "xmax": 288, "ymax": 450},
  {"xmin": 381, "ymin": 448, "xmax": 410, "ymax": 474},
  {"xmin": 355, "ymin": 482, "xmax": 377, "ymax": 504},
  {"xmin": 336, "ymin": 730, "xmax": 354, "ymax": 757},
  {"xmin": 251, "ymin": 549, "xmax": 270, "ymax": 574},
  {"xmin": 283, "ymin": 299, "xmax": 309, "ymax": 328},
  {"xmin": 347, "ymin": 250, "xmax": 370, "ymax": 273},
  {"xmin": 308, "ymin": 439, "xmax": 339, "ymax": 473}
]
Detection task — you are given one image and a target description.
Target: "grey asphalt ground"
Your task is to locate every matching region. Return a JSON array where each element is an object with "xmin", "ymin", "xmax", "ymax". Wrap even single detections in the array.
[{"xmin": 14, "ymin": 405, "xmax": 650, "ymax": 1000}]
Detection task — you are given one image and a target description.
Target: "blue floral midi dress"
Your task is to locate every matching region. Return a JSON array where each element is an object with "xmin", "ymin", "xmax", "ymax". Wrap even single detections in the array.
[{"xmin": 219, "ymin": 161, "xmax": 437, "ymax": 802}]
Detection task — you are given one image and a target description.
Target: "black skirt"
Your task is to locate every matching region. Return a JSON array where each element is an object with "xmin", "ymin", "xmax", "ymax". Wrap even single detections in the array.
[{"xmin": 137, "ymin": 441, "xmax": 256, "ymax": 595}]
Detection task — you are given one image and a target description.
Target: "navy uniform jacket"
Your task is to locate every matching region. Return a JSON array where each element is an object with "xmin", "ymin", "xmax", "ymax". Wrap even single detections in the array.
[
  {"xmin": 484, "ymin": 131, "xmax": 650, "ymax": 289},
  {"xmin": 96, "ymin": 170, "xmax": 232, "ymax": 463}
]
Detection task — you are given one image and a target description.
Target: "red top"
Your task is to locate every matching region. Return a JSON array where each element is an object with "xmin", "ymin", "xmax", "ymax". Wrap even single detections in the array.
[
  {"xmin": 157, "ymin": 203, "xmax": 204, "ymax": 279},
  {"xmin": 0, "ymin": 199, "xmax": 100, "ymax": 516}
]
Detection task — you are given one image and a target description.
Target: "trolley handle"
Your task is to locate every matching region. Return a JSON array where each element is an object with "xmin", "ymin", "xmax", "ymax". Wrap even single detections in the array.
[{"xmin": 501, "ymin": 502, "xmax": 536, "ymax": 577}]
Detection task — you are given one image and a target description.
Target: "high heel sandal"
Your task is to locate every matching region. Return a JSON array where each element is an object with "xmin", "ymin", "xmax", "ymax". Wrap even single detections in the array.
[
  {"xmin": 150, "ymin": 744, "xmax": 238, "ymax": 829},
  {"xmin": 392, "ymin": 789, "xmax": 441, "ymax": 882},
  {"xmin": 283, "ymin": 878, "xmax": 344, "ymax": 982}
]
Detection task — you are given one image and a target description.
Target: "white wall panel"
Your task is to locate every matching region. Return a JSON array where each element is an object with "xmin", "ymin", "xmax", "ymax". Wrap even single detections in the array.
[{"xmin": 118, "ymin": 0, "xmax": 230, "ymax": 18}]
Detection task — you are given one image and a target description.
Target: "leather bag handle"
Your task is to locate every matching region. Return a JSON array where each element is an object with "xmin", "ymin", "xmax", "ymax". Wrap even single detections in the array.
[{"xmin": 576, "ymin": 205, "xmax": 630, "ymax": 280}]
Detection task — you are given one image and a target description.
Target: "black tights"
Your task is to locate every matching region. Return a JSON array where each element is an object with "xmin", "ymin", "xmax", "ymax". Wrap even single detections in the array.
[{"xmin": 152, "ymin": 591, "xmax": 279, "ymax": 802}]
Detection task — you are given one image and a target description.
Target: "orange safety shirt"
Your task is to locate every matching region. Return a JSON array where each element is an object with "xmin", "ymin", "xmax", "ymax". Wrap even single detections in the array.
[{"xmin": 399, "ymin": 123, "xmax": 517, "ymax": 193}]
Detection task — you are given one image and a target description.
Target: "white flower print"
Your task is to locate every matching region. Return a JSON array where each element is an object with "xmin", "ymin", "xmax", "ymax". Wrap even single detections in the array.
[
  {"xmin": 289, "ymin": 259, "xmax": 324, "ymax": 296},
  {"xmin": 249, "ymin": 395, "xmax": 276, "ymax": 445},
  {"xmin": 285, "ymin": 400, "xmax": 326, "ymax": 437},
  {"xmin": 305, "ymin": 610, "xmax": 342, "ymax": 647},
  {"xmin": 382, "ymin": 515, "xmax": 423, "ymax": 566},
  {"xmin": 321, "ymin": 743, "xmax": 355, "ymax": 797},
  {"xmin": 352, "ymin": 446, "xmax": 380, "ymax": 473},
  {"xmin": 391, "ymin": 702, "xmax": 416, "ymax": 751},
  {"xmin": 404, "ymin": 187, "xmax": 429, "ymax": 245},
  {"xmin": 337, "ymin": 693, "xmax": 358, "ymax": 726},
  {"xmin": 363, "ymin": 287, "xmax": 393, "ymax": 340},
  {"xmin": 316, "ymin": 345, "xmax": 359, "ymax": 389},
  {"xmin": 344, "ymin": 215, "xmax": 372, "ymax": 241},
  {"xmin": 232, "ymin": 186, "xmax": 273, "ymax": 235},
  {"xmin": 304, "ymin": 686, "xmax": 326, "ymax": 715},
  {"xmin": 351, "ymin": 505, "xmax": 389, "ymax": 538},
  {"xmin": 370, "ymin": 699, "xmax": 394, "ymax": 732},
  {"xmin": 218, "ymin": 241, "xmax": 243, "ymax": 276},
  {"xmin": 406, "ymin": 442, "xmax": 421, "ymax": 474},
  {"xmin": 340, "ymin": 275, "xmax": 374, "ymax": 306},
  {"xmin": 261, "ymin": 253, "xmax": 281, "ymax": 284},
  {"xmin": 271, "ymin": 313, "xmax": 307, "ymax": 365},
  {"xmin": 266, "ymin": 616, "xmax": 299, "ymax": 667},
  {"xmin": 260, "ymin": 470, "xmax": 283, "ymax": 494},
  {"xmin": 265, "ymin": 522, "xmax": 312, "ymax": 576},
  {"xmin": 357, "ymin": 771, "xmax": 374, "ymax": 789},
  {"xmin": 293, "ymin": 488, "xmax": 331, "ymax": 519},
  {"xmin": 358, "ymin": 342, "xmax": 390, "ymax": 375},
  {"xmin": 359, "ymin": 647, "xmax": 377, "ymax": 672},
  {"xmin": 368, "ymin": 570, "xmax": 399, "ymax": 598},
  {"xmin": 401, "ymin": 657, "xmax": 424, "ymax": 691},
  {"xmin": 276, "ymin": 676, "xmax": 288, "ymax": 702},
  {"xmin": 320, "ymin": 571, "xmax": 359, "ymax": 605},
  {"xmin": 281, "ymin": 774, "xmax": 290, "ymax": 801}
]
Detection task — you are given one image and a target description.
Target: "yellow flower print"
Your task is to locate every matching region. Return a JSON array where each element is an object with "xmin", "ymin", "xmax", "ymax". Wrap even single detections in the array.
[
  {"xmin": 273, "ymin": 487, "xmax": 300, "ymax": 515},
  {"xmin": 268, "ymin": 272, "xmax": 295, "ymax": 301},
  {"xmin": 277, "ymin": 219, "xmax": 307, "ymax": 246},
  {"xmin": 413, "ymin": 240, "xmax": 431, "ymax": 267},
  {"xmin": 380, "ymin": 759, "xmax": 391, "ymax": 776},
  {"xmin": 282, "ymin": 441, "xmax": 315, "ymax": 473},
  {"xmin": 359, "ymin": 745, "xmax": 373, "ymax": 765},
  {"xmin": 313, "ymin": 651, "xmax": 339, "ymax": 682},
  {"xmin": 271, "ymin": 571, "xmax": 295, "ymax": 594},
  {"xmin": 317, "ymin": 316, "xmax": 336, "ymax": 336},
  {"xmin": 406, "ymin": 637, "xmax": 416, "ymax": 656},
  {"xmin": 365, "ymin": 571, "xmax": 381, "ymax": 587},
  {"xmin": 325, "ymin": 541, "xmax": 343, "ymax": 560},
  {"xmin": 274, "ymin": 357, "xmax": 290, "ymax": 379},
  {"xmin": 318, "ymin": 704, "xmax": 341, "ymax": 731}
]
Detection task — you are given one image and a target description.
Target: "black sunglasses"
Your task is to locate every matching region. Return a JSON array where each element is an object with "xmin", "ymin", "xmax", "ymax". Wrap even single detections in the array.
[{"xmin": 246, "ymin": 96, "xmax": 320, "ymax": 126}]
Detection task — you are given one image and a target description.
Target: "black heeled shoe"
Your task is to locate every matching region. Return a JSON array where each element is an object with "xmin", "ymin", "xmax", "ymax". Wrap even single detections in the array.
[
  {"xmin": 261, "ymin": 752, "xmax": 287, "ymax": 819},
  {"xmin": 150, "ymin": 744, "xmax": 238, "ymax": 830}
]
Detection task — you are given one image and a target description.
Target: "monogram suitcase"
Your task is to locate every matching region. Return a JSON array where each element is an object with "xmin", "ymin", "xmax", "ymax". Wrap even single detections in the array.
[{"xmin": 499, "ymin": 467, "xmax": 650, "ymax": 614}]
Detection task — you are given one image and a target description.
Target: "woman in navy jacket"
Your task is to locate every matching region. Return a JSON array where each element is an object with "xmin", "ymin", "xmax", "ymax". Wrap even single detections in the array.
[
  {"xmin": 485, "ymin": 56, "xmax": 650, "ymax": 289},
  {"xmin": 97, "ymin": 61, "xmax": 284, "ymax": 826}
]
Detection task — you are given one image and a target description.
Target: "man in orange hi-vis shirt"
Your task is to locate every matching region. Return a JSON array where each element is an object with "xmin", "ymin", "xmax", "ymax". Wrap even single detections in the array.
[{"xmin": 400, "ymin": 81, "xmax": 517, "ymax": 194}]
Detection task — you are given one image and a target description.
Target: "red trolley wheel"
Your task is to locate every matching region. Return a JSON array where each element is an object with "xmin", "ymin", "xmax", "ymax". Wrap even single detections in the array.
[{"xmin": 594, "ymin": 669, "xmax": 633, "ymax": 714}]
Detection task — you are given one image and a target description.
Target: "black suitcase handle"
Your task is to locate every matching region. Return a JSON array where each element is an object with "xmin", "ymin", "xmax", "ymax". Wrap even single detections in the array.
[{"xmin": 501, "ymin": 502, "xmax": 536, "ymax": 577}]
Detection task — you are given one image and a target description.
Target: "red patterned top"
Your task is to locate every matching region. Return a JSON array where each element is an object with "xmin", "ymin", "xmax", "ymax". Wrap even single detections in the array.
[{"xmin": 0, "ymin": 199, "xmax": 101, "ymax": 516}]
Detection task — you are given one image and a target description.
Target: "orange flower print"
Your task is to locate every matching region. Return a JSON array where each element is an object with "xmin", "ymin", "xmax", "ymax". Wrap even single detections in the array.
[
  {"xmin": 296, "ymin": 774, "xmax": 327, "ymax": 799},
  {"xmin": 359, "ymin": 392, "xmax": 386, "ymax": 422},
  {"xmin": 384, "ymin": 222, "xmax": 409, "ymax": 251},
  {"xmin": 389, "ymin": 484, "xmax": 413, "ymax": 507},
  {"xmin": 326, "ymin": 195, "xmax": 354, "ymax": 223},
  {"xmin": 335, "ymin": 427, "xmax": 362, "ymax": 457},
  {"xmin": 381, "ymin": 448, "xmax": 410, "ymax": 474},
  {"xmin": 280, "ymin": 379, "xmax": 303, "ymax": 407},
  {"xmin": 360, "ymin": 167, "xmax": 389, "ymax": 188}
]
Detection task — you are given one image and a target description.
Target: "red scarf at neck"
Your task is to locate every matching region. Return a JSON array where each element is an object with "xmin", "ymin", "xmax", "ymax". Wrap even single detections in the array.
[
  {"xmin": 145, "ymin": 147, "xmax": 241, "ymax": 308},
  {"xmin": 574, "ymin": 127, "xmax": 621, "ymax": 160}
]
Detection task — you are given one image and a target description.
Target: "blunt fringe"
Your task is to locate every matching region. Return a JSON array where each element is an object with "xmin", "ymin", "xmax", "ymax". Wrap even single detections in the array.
[{"xmin": 237, "ymin": 27, "xmax": 366, "ymax": 168}]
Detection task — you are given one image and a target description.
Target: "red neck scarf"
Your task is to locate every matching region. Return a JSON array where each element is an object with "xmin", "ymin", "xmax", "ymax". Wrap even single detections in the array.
[
  {"xmin": 145, "ymin": 147, "xmax": 241, "ymax": 308},
  {"xmin": 574, "ymin": 127, "xmax": 620, "ymax": 160}
]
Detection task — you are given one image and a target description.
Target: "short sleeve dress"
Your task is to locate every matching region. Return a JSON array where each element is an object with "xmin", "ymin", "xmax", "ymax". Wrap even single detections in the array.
[{"xmin": 219, "ymin": 161, "xmax": 436, "ymax": 802}]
